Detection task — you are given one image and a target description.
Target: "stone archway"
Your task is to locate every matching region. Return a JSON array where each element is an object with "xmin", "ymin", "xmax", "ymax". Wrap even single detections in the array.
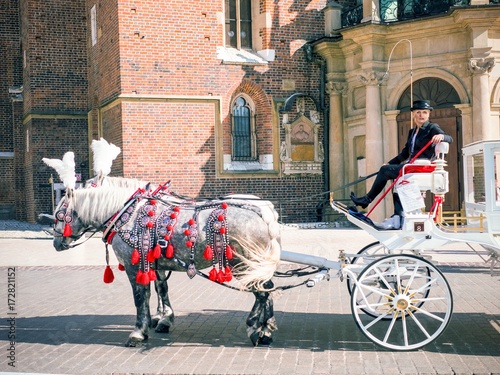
[{"xmin": 396, "ymin": 78, "xmax": 462, "ymax": 212}]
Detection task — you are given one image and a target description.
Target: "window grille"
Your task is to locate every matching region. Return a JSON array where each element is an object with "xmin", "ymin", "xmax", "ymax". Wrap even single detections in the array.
[{"xmin": 231, "ymin": 97, "xmax": 256, "ymax": 161}]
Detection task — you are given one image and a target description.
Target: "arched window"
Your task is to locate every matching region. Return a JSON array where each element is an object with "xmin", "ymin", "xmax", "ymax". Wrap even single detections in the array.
[{"xmin": 231, "ymin": 96, "xmax": 256, "ymax": 161}]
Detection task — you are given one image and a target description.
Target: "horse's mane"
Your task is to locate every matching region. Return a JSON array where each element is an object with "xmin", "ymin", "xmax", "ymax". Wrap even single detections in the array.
[
  {"xmin": 85, "ymin": 176, "xmax": 150, "ymax": 189},
  {"xmin": 68, "ymin": 187, "xmax": 138, "ymax": 224}
]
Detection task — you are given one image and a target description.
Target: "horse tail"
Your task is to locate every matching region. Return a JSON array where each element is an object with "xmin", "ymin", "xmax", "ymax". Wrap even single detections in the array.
[
  {"xmin": 231, "ymin": 237, "xmax": 281, "ymax": 292},
  {"xmin": 231, "ymin": 205, "xmax": 281, "ymax": 292}
]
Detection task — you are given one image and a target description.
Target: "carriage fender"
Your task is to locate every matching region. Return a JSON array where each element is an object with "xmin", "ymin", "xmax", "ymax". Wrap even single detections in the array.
[{"xmin": 280, "ymin": 250, "xmax": 340, "ymax": 270}]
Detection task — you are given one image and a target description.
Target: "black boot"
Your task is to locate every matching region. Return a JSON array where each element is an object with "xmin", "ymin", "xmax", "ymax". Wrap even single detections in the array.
[{"xmin": 350, "ymin": 192, "xmax": 371, "ymax": 209}]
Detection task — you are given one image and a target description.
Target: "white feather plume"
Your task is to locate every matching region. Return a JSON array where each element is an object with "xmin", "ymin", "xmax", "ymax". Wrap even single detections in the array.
[
  {"xmin": 42, "ymin": 152, "xmax": 76, "ymax": 189},
  {"xmin": 91, "ymin": 138, "xmax": 121, "ymax": 177}
]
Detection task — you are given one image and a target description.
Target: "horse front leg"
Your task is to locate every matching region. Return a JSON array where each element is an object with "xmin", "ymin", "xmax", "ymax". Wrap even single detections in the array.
[
  {"xmin": 125, "ymin": 272, "xmax": 152, "ymax": 347},
  {"xmin": 151, "ymin": 270, "xmax": 174, "ymax": 333},
  {"xmin": 246, "ymin": 280, "xmax": 277, "ymax": 346}
]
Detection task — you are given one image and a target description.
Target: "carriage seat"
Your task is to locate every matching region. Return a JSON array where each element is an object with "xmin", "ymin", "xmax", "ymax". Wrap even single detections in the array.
[{"xmin": 401, "ymin": 142, "xmax": 449, "ymax": 194}]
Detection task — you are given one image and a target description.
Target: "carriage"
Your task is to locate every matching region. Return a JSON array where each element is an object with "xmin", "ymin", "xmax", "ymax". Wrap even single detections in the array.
[{"xmin": 43, "ymin": 138, "xmax": 500, "ymax": 351}]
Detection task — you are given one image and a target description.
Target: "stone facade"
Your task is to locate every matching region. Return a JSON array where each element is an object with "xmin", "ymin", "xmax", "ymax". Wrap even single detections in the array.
[{"xmin": 313, "ymin": 0, "xmax": 500, "ymax": 220}]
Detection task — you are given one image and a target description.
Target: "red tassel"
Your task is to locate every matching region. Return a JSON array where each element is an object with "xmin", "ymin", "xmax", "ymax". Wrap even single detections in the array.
[
  {"xmin": 63, "ymin": 223, "xmax": 72, "ymax": 237},
  {"xmin": 204, "ymin": 245, "xmax": 213, "ymax": 260},
  {"xmin": 118, "ymin": 263, "xmax": 125, "ymax": 271},
  {"xmin": 217, "ymin": 269, "xmax": 225, "ymax": 283},
  {"xmin": 148, "ymin": 269, "xmax": 157, "ymax": 281},
  {"xmin": 224, "ymin": 266, "xmax": 232, "ymax": 282},
  {"xmin": 153, "ymin": 244, "xmax": 161, "ymax": 259},
  {"xmin": 136, "ymin": 270, "xmax": 144, "ymax": 283},
  {"xmin": 208, "ymin": 267, "xmax": 217, "ymax": 281},
  {"xmin": 225, "ymin": 245, "xmax": 233, "ymax": 260},
  {"xmin": 147, "ymin": 250, "xmax": 155, "ymax": 263},
  {"xmin": 131, "ymin": 249, "xmax": 140, "ymax": 265},
  {"xmin": 103, "ymin": 265, "xmax": 114, "ymax": 283},
  {"xmin": 140, "ymin": 272, "xmax": 150, "ymax": 285},
  {"xmin": 166, "ymin": 244, "xmax": 174, "ymax": 258}
]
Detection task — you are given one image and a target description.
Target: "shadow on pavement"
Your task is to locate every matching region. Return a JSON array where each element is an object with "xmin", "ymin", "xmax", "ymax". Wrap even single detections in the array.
[{"xmin": 2, "ymin": 310, "xmax": 499, "ymax": 356}]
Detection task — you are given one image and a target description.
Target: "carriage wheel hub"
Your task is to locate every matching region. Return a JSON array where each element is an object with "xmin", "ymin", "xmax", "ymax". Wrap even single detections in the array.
[{"xmin": 393, "ymin": 295, "xmax": 410, "ymax": 311}]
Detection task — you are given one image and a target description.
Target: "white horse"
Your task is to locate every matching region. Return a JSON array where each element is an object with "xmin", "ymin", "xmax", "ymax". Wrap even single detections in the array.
[{"xmin": 51, "ymin": 183, "xmax": 281, "ymax": 346}]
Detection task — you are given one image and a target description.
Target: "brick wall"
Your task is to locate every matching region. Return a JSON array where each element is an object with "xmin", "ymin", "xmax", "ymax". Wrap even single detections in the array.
[{"xmin": 88, "ymin": 0, "xmax": 327, "ymax": 223}]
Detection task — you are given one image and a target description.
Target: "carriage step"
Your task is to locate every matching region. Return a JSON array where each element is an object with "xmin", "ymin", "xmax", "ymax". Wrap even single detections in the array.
[{"xmin": 306, "ymin": 270, "xmax": 330, "ymax": 287}]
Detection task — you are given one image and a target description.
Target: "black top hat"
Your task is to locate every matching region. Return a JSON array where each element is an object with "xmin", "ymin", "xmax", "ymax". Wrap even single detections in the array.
[{"xmin": 411, "ymin": 100, "xmax": 433, "ymax": 111}]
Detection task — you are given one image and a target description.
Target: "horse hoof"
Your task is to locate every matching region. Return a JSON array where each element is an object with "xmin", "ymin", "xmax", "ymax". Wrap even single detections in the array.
[
  {"xmin": 155, "ymin": 322, "xmax": 170, "ymax": 333},
  {"xmin": 259, "ymin": 335, "xmax": 273, "ymax": 346},
  {"xmin": 249, "ymin": 332, "xmax": 259, "ymax": 346},
  {"xmin": 126, "ymin": 330, "xmax": 147, "ymax": 347}
]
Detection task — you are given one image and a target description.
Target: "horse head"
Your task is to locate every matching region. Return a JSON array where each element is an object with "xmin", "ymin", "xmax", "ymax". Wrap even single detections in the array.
[{"xmin": 52, "ymin": 194, "xmax": 93, "ymax": 251}]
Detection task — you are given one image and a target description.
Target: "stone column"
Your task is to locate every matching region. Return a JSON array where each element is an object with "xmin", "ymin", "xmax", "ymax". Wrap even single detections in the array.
[
  {"xmin": 358, "ymin": 70, "xmax": 386, "ymax": 220},
  {"xmin": 468, "ymin": 57, "xmax": 495, "ymax": 141},
  {"xmin": 326, "ymin": 80, "xmax": 347, "ymax": 198},
  {"xmin": 358, "ymin": 70, "xmax": 386, "ymax": 177}
]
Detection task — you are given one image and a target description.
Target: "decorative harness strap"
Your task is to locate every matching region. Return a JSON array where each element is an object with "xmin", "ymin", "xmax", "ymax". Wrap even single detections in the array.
[{"xmin": 104, "ymin": 182, "xmax": 241, "ymax": 286}]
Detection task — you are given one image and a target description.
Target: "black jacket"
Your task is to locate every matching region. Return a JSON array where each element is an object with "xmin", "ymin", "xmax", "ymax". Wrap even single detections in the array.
[{"xmin": 388, "ymin": 121, "xmax": 453, "ymax": 165}]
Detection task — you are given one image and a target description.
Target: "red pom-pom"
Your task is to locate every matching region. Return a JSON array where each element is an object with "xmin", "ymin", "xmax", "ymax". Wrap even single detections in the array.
[
  {"xmin": 173, "ymin": 206, "xmax": 180, "ymax": 212},
  {"xmin": 164, "ymin": 234, "xmax": 171, "ymax": 240},
  {"xmin": 225, "ymin": 245, "xmax": 233, "ymax": 260},
  {"xmin": 203, "ymin": 245, "xmax": 213, "ymax": 260},
  {"xmin": 219, "ymin": 227, "xmax": 226, "ymax": 234},
  {"xmin": 147, "ymin": 250, "xmax": 155, "ymax": 263},
  {"xmin": 150, "ymin": 199, "xmax": 156, "ymax": 205},
  {"xmin": 118, "ymin": 263, "xmax": 125, "ymax": 271},
  {"xmin": 103, "ymin": 265, "xmax": 115, "ymax": 283},
  {"xmin": 136, "ymin": 270, "xmax": 144, "ymax": 283},
  {"xmin": 186, "ymin": 240, "xmax": 193, "ymax": 248},
  {"xmin": 153, "ymin": 244, "xmax": 161, "ymax": 259},
  {"xmin": 131, "ymin": 249, "xmax": 140, "ymax": 265},
  {"xmin": 208, "ymin": 267, "xmax": 217, "ymax": 281},
  {"xmin": 218, "ymin": 214, "xmax": 225, "ymax": 221},
  {"xmin": 224, "ymin": 266, "xmax": 232, "ymax": 282},
  {"xmin": 217, "ymin": 269, "xmax": 225, "ymax": 283},
  {"xmin": 140, "ymin": 272, "xmax": 150, "ymax": 285},
  {"xmin": 221, "ymin": 202, "xmax": 228, "ymax": 209},
  {"xmin": 148, "ymin": 269, "xmax": 157, "ymax": 281},
  {"xmin": 167, "ymin": 225, "xmax": 173, "ymax": 231},
  {"xmin": 184, "ymin": 229, "xmax": 191, "ymax": 236},
  {"xmin": 147, "ymin": 221, "xmax": 154, "ymax": 228},
  {"xmin": 166, "ymin": 244, "xmax": 174, "ymax": 258},
  {"xmin": 63, "ymin": 223, "xmax": 72, "ymax": 237},
  {"xmin": 188, "ymin": 219, "xmax": 195, "ymax": 225},
  {"xmin": 148, "ymin": 210, "xmax": 155, "ymax": 217},
  {"xmin": 170, "ymin": 213, "xmax": 177, "ymax": 219}
]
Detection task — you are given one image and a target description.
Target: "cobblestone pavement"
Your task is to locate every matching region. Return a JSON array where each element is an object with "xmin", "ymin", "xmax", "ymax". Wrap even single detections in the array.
[{"xmin": 0, "ymin": 220, "xmax": 499, "ymax": 374}]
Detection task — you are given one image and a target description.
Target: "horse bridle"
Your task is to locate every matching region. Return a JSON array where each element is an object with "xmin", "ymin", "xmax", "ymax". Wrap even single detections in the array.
[{"xmin": 53, "ymin": 202, "xmax": 99, "ymax": 247}]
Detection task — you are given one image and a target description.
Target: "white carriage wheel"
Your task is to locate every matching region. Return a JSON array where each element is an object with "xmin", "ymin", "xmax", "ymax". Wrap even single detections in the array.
[{"xmin": 350, "ymin": 254, "xmax": 453, "ymax": 351}]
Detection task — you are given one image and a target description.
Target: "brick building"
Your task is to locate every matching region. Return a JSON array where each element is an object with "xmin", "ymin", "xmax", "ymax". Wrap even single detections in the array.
[{"xmin": 1, "ymin": 0, "xmax": 339, "ymax": 223}]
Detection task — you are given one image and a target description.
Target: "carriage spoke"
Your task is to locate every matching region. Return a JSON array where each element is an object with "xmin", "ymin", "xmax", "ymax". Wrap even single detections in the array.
[
  {"xmin": 382, "ymin": 311, "xmax": 399, "ymax": 343},
  {"xmin": 407, "ymin": 310, "xmax": 432, "ymax": 339}
]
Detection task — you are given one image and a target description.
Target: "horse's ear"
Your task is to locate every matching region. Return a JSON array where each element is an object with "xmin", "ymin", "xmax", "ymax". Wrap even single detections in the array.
[{"xmin": 66, "ymin": 188, "xmax": 74, "ymax": 199}]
